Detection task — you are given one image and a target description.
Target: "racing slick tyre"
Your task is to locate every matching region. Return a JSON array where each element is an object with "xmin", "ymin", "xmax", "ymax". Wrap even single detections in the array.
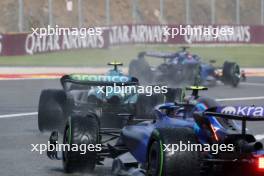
[
  {"xmin": 129, "ymin": 59, "xmax": 152, "ymax": 85},
  {"xmin": 38, "ymin": 89, "xmax": 66, "ymax": 132},
  {"xmin": 222, "ymin": 61, "xmax": 240, "ymax": 87},
  {"xmin": 63, "ymin": 114, "xmax": 100, "ymax": 173},
  {"xmin": 147, "ymin": 128, "xmax": 201, "ymax": 176}
]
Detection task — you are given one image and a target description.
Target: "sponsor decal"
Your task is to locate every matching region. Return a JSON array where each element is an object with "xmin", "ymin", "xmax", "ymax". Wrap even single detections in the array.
[
  {"xmin": 219, "ymin": 106, "xmax": 264, "ymax": 117},
  {"xmin": 70, "ymin": 74, "xmax": 131, "ymax": 82},
  {"xmin": 25, "ymin": 32, "xmax": 105, "ymax": 55},
  {"xmin": 221, "ymin": 106, "xmax": 237, "ymax": 115}
]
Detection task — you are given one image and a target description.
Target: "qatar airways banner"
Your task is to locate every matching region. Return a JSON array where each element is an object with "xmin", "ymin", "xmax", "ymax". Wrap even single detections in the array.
[
  {"xmin": 0, "ymin": 24, "xmax": 264, "ymax": 56},
  {"xmin": 0, "ymin": 31, "xmax": 108, "ymax": 56}
]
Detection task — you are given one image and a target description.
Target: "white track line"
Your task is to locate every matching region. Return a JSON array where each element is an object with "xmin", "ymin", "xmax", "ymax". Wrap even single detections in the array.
[
  {"xmin": 0, "ymin": 112, "xmax": 38, "ymax": 119},
  {"xmin": 241, "ymin": 82, "xmax": 264, "ymax": 86},
  {"xmin": 216, "ymin": 96, "xmax": 264, "ymax": 102}
]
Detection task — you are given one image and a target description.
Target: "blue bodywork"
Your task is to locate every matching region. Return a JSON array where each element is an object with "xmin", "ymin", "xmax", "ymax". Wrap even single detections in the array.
[
  {"xmin": 165, "ymin": 52, "xmax": 219, "ymax": 85},
  {"xmin": 120, "ymin": 99, "xmax": 264, "ymax": 164}
]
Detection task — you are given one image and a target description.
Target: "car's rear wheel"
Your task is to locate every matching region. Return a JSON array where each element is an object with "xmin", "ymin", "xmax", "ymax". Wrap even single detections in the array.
[
  {"xmin": 222, "ymin": 61, "xmax": 240, "ymax": 87},
  {"xmin": 38, "ymin": 89, "xmax": 66, "ymax": 132},
  {"xmin": 147, "ymin": 128, "xmax": 201, "ymax": 176},
  {"xmin": 63, "ymin": 114, "xmax": 99, "ymax": 173}
]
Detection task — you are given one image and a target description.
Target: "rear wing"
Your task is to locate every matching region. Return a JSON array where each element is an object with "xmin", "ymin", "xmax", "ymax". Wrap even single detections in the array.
[
  {"xmin": 60, "ymin": 74, "xmax": 139, "ymax": 89},
  {"xmin": 205, "ymin": 106, "xmax": 264, "ymax": 121},
  {"xmin": 138, "ymin": 46, "xmax": 190, "ymax": 59},
  {"xmin": 198, "ymin": 106, "xmax": 264, "ymax": 136},
  {"xmin": 138, "ymin": 51, "xmax": 178, "ymax": 59}
]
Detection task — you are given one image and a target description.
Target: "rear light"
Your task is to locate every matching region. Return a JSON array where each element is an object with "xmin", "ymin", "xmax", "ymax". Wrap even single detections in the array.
[{"xmin": 258, "ymin": 157, "xmax": 264, "ymax": 170}]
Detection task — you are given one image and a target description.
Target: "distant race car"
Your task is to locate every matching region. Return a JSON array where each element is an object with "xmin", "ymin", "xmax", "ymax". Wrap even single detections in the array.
[
  {"xmin": 47, "ymin": 86, "xmax": 264, "ymax": 176},
  {"xmin": 129, "ymin": 47, "xmax": 244, "ymax": 87},
  {"xmin": 38, "ymin": 62, "xmax": 169, "ymax": 132}
]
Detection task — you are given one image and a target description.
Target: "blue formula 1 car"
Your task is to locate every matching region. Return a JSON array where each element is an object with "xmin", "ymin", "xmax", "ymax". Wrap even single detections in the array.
[
  {"xmin": 129, "ymin": 47, "xmax": 243, "ymax": 87},
  {"xmin": 109, "ymin": 87, "xmax": 264, "ymax": 176},
  {"xmin": 47, "ymin": 86, "xmax": 264, "ymax": 176}
]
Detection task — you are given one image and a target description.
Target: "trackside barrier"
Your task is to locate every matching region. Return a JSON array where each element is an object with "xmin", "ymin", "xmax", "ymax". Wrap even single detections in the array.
[{"xmin": 0, "ymin": 24, "xmax": 264, "ymax": 56}]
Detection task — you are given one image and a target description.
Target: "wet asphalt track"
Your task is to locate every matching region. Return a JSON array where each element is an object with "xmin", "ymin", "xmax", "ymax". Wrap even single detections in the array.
[{"xmin": 0, "ymin": 77, "xmax": 264, "ymax": 176}]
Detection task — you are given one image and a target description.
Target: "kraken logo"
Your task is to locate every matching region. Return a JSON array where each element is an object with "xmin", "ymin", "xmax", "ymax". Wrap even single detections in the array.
[{"xmin": 221, "ymin": 106, "xmax": 236, "ymax": 115}]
